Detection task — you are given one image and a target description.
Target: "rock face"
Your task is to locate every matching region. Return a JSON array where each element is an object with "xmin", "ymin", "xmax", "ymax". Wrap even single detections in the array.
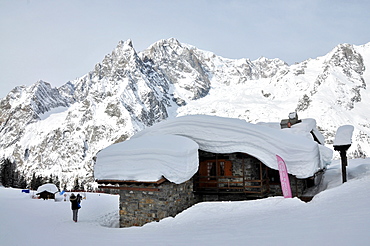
[{"xmin": 1, "ymin": 39, "xmax": 370, "ymax": 189}]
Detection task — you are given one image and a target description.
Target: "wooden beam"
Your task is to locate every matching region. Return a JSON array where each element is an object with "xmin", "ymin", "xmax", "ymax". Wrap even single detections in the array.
[
  {"xmin": 96, "ymin": 177, "xmax": 167, "ymax": 185},
  {"xmin": 98, "ymin": 186, "xmax": 160, "ymax": 192}
]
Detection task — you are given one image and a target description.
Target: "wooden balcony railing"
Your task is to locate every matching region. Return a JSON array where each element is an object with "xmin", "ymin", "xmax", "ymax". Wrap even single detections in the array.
[{"xmin": 193, "ymin": 175, "xmax": 269, "ymax": 196}]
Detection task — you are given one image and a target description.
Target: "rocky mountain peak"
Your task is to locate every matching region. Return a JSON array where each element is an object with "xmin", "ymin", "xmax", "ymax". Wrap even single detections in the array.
[
  {"xmin": 1, "ymin": 39, "xmax": 370, "ymax": 190},
  {"xmin": 148, "ymin": 38, "xmax": 182, "ymax": 50},
  {"xmin": 326, "ymin": 43, "xmax": 365, "ymax": 76},
  {"xmin": 113, "ymin": 39, "xmax": 136, "ymax": 58},
  {"xmin": 117, "ymin": 39, "xmax": 134, "ymax": 49}
]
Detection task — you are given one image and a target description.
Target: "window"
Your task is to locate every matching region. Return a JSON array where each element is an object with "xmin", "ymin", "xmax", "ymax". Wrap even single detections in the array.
[
  {"xmin": 198, "ymin": 159, "xmax": 233, "ymax": 188},
  {"xmin": 199, "ymin": 159, "xmax": 232, "ymax": 177}
]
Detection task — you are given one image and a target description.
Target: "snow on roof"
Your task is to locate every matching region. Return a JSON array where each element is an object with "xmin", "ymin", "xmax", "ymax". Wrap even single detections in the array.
[
  {"xmin": 258, "ymin": 118, "xmax": 326, "ymax": 145},
  {"xmin": 95, "ymin": 115, "xmax": 332, "ymax": 183},
  {"xmin": 131, "ymin": 115, "xmax": 332, "ymax": 179},
  {"xmin": 36, "ymin": 183, "xmax": 59, "ymax": 194},
  {"xmin": 95, "ymin": 135, "xmax": 199, "ymax": 184},
  {"xmin": 333, "ymin": 125, "xmax": 354, "ymax": 146}
]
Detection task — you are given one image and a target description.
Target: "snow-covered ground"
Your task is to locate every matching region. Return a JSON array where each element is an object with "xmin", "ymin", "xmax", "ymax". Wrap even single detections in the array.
[{"xmin": 1, "ymin": 158, "xmax": 370, "ymax": 246}]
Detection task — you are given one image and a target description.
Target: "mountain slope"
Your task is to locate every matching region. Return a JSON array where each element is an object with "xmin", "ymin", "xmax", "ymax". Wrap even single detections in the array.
[{"xmin": 0, "ymin": 39, "xmax": 369, "ymax": 189}]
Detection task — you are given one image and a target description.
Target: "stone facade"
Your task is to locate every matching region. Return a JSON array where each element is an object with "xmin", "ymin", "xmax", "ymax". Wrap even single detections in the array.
[
  {"xmin": 268, "ymin": 174, "xmax": 312, "ymax": 197},
  {"xmin": 98, "ymin": 151, "xmax": 320, "ymax": 228},
  {"xmin": 118, "ymin": 179, "xmax": 196, "ymax": 227}
]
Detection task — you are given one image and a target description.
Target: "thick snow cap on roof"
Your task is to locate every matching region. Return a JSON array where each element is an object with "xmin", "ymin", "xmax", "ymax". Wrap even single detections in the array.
[
  {"xmin": 95, "ymin": 135, "xmax": 199, "ymax": 184},
  {"xmin": 258, "ymin": 118, "xmax": 326, "ymax": 145},
  {"xmin": 333, "ymin": 125, "xmax": 354, "ymax": 146},
  {"xmin": 36, "ymin": 183, "xmax": 59, "ymax": 194},
  {"xmin": 132, "ymin": 115, "xmax": 332, "ymax": 178}
]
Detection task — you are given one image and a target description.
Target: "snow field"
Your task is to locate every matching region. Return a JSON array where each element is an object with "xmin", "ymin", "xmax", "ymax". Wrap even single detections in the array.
[{"xmin": 1, "ymin": 159, "xmax": 370, "ymax": 245}]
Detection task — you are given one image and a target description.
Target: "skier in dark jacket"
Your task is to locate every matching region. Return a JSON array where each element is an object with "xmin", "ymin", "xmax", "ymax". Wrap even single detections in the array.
[{"xmin": 69, "ymin": 193, "xmax": 82, "ymax": 222}]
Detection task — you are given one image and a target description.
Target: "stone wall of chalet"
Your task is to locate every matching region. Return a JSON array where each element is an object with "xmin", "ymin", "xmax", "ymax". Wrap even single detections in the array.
[
  {"xmin": 268, "ymin": 175, "xmax": 310, "ymax": 197},
  {"xmin": 119, "ymin": 179, "xmax": 196, "ymax": 227}
]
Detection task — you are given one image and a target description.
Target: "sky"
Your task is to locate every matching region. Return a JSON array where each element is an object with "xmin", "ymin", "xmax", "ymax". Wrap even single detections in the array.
[{"xmin": 1, "ymin": 0, "xmax": 370, "ymax": 99}]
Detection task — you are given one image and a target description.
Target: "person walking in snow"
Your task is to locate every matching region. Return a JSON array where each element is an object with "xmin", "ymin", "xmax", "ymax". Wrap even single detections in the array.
[{"xmin": 69, "ymin": 193, "xmax": 82, "ymax": 222}]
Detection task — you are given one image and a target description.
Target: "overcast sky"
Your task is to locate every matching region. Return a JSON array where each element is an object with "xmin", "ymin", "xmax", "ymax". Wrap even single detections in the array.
[{"xmin": 1, "ymin": 0, "xmax": 370, "ymax": 98}]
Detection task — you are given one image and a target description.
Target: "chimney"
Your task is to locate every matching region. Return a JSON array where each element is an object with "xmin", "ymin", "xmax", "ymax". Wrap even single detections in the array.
[{"xmin": 280, "ymin": 112, "xmax": 301, "ymax": 129}]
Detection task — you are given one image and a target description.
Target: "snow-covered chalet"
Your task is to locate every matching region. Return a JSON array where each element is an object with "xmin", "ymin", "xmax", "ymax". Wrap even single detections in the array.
[
  {"xmin": 36, "ymin": 183, "xmax": 59, "ymax": 200},
  {"xmin": 94, "ymin": 114, "xmax": 333, "ymax": 227}
]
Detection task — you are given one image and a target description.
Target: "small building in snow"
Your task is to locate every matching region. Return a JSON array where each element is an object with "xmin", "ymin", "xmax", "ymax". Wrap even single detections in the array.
[
  {"xmin": 95, "ymin": 114, "xmax": 332, "ymax": 227},
  {"xmin": 36, "ymin": 183, "xmax": 59, "ymax": 200}
]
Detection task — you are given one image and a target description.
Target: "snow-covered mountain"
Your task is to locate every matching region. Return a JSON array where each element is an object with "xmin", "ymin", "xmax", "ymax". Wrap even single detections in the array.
[{"xmin": 1, "ymin": 38, "xmax": 369, "ymax": 189}]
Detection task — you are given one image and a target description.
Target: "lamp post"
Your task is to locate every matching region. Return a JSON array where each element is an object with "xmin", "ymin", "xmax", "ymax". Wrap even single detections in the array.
[
  {"xmin": 333, "ymin": 144, "xmax": 351, "ymax": 183},
  {"xmin": 333, "ymin": 125, "xmax": 354, "ymax": 183}
]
